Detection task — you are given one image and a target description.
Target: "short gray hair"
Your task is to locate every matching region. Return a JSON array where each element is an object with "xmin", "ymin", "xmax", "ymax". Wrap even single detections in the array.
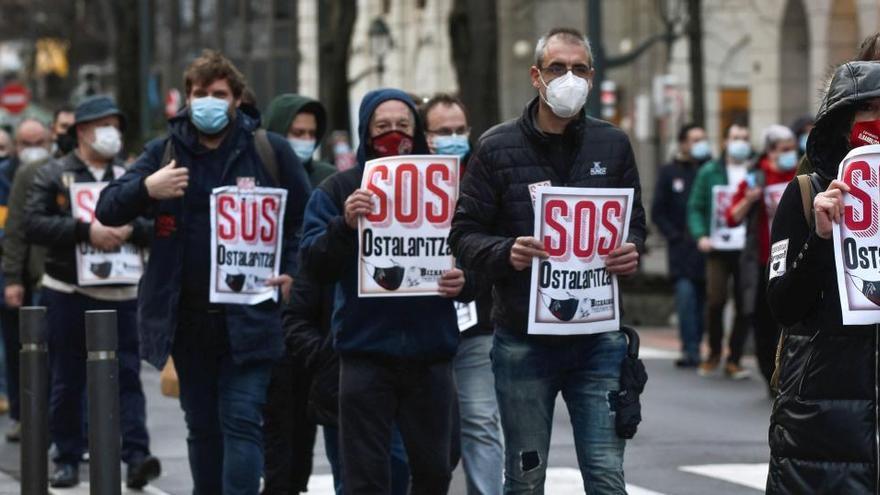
[
  {"xmin": 762, "ymin": 124, "xmax": 795, "ymax": 151},
  {"xmin": 534, "ymin": 28, "xmax": 593, "ymax": 68}
]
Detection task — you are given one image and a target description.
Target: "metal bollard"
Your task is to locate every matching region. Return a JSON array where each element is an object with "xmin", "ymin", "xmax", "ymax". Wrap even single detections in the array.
[
  {"xmin": 86, "ymin": 310, "xmax": 121, "ymax": 495},
  {"xmin": 20, "ymin": 306, "xmax": 48, "ymax": 495}
]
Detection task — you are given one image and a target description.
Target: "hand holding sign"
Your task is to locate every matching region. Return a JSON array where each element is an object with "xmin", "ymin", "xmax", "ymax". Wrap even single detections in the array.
[
  {"xmin": 345, "ymin": 189, "xmax": 374, "ymax": 229},
  {"xmin": 605, "ymin": 242, "xmax": 639, "ymax": 276},
  {"xmin": 438, "ymin": 268, "xmax": 465, "ymax": 298},
  {"xmin": 510, "ymin": 236, "xmax": 549, "ymax": 271},
  {"xmin": 815, "ymin": 180, "xmax": 850, "ymax": 239},
  {"xmin": 145, "ymin": 160, "xmax": 189, "ymax": 200},
  {"xmin": 266, "ymin": 274, "xmax": 293, "ymax": 303}
]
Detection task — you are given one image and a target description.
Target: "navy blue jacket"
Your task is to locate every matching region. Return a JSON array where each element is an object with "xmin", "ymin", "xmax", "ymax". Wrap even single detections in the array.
[
  {"xmin": 651, "ymin": 157, "xmax": 705, "ymax": 281},
  {"xmin": 96, "ymin": 110, "xmax": 312, "ymax": 369},
  {"xmin": 299, "ymin": 89, "xmax": 468, "ymax": 361}
]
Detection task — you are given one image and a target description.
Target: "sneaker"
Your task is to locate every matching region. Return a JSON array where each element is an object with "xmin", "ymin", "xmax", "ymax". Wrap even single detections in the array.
[
  {"xmin": 5, "ymin": 421, "xmax": 20, "ymax": 443},
  {"xmin": 126, "ymin": 455, "xmax": 161, "ymax": 489},
  {"xmin": 49, "ymin": 463, "xmax": 79, "ymax": 488},
  {"xmin": 674, "ymin": 357, "xmax": 699, "ymax": 368},
  {"xmin": 725, "ymin": 362, "xmax": 751, "ymax": 380},
  {"xmin": 697, "ymin": 357, "xmax": 720, "ymax": 376}
]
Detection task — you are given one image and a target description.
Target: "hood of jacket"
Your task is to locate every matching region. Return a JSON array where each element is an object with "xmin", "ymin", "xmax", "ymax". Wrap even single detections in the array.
[
  {"xmin": 265, "ymin": 94, "xmax": 328, "ymax": 149},
  {"xmin": 355, "ymin": 88, "xmax": 429, "ymax": 167},
  {"xmin": 167, "ymin": 106, "xmax": 259, "ymax": 155},
  {"xmin": 808, "ymin": 61, "xmax": 880, "ymax": 180}
]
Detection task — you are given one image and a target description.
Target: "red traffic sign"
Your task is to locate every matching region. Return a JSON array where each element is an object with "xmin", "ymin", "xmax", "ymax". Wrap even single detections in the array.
[
  {"xmin": 165, "ymin": 88, "xmax": 181, "ymax": 118},
  {"xmin": 0, "ymin": 83, "xmax": 30, "ymax": 114}
]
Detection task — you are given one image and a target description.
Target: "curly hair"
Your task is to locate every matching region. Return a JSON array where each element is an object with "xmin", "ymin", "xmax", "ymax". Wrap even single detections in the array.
[{"xmin": 184, "ymin": 49, "xmax": 248, "ymax": 99}]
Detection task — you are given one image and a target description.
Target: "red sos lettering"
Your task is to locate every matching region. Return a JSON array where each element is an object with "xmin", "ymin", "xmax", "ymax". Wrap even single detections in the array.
[
  {"xmin": 543, "ymin": 199, "xmax": 622, "ymax": 259},
  {"xmin": 365, "ymin": 163, "xmax": 452, "ymax": 226},
  {"xmin": 844, "ymin": 160, "xmax": 876, "ymax": 234},
  {"xmin": 75, "ymin": 189, "xmax": 97, "ymax": 221},
  {"xmin": 217, "ymin": 195, "xmax": 279, "ymax": 244}
]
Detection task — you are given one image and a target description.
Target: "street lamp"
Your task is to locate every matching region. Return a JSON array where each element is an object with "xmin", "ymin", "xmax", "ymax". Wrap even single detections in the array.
[{"xmin": 368, "ymin": 17, "xmax": 392, "ymax": 85}]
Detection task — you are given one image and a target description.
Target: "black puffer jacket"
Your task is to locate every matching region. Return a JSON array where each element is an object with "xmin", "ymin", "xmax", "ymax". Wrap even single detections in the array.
[
  {"xmin": 449, "ymin": 98, "xmax": 646, "ymax": 336},
  {"xmin": 766, "ymin": 61, "xmax": 880, "ymax": 494},
  {"xmin": 24, "ymin": 152, "xmax": 152, "ymax": 286}
]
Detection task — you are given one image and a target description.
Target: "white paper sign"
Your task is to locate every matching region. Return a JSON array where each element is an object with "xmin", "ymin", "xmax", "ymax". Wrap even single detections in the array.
[
  {"xmin": 527, "ymin": 187, "xmax": 633, "ymax": 335},
  {"xmin": 764, "ymin": 182, "xmax": 788, "ymax": 236},
  {"xmin": 832, "ymin": 145, "xmax": 880, "ymax": 324},
  {"xmin": 69, "ymin": 182, "xmax": 144, "ymax": 286},
  {"xmin": 710, "ymin": 185, "xmax": 746, "ymax": 250},
  {"xmin": 456, "ymin": 301, "xmax": 478, "ymax": 332},
  {"xmin": 209, "ymin": 185, "xmax": 287, "ymax": 305},
  {"xmin": 358, "ymin": 155, "xmax": 459, "ymax": 297}
]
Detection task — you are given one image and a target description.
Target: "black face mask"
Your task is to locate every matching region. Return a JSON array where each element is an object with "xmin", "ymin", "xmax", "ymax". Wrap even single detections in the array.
[
  {"xmin": 90, "ymin": 261, "xmax": 112, "ymax": 279},
  {"xmin": 850, "ymin": 274, "xmax": 880, "ymax": 306},
  {"xmin": 371, "ymin": 264, "xmax": 406, "ymax": 291},
  {"xmin": 56, "ymin": 134, "xmax": 76, "ymax": 155},
  {"xmin": 539, "ymin": 291, "xmax": 580, "ymax": 322},
  {"xmin": 225, "ymin": 273, "xmax": 246, "ymax": 292}
]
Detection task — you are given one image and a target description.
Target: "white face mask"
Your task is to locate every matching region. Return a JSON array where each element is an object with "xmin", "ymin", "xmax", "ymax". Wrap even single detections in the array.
[
  {"xmin": 540, "ymin": 71, "xmax": 590, "ymax": 119},
  {"xmin": 91, "ymin": 126, "xmax": 122, "ymax": 159},
  {"xmin": 18, "ymin": 146, "xmax": 50, "ymax": 164}
]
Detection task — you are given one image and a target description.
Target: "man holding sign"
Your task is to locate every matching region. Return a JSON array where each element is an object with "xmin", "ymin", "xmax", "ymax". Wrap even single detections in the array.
[
  {"xmin": 96, "ymin": 51, "xmax": 311, "ymax": 494},
  {"xmin": 24, "ymin": 96, "xmax": 159, "ymax": 489},
  {"xmin": 450, "ymin": 28, "xmax": 645, "ymax": 493},
  {"xmin": 300, "ymin": 88, "xmax": 473, "ymax": 494}
]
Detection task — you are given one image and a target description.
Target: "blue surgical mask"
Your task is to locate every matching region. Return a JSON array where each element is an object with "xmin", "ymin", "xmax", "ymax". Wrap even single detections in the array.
[
  {"xmin": 776, "ymin": 150, "xmax": 798, "ymax": 171},
  {"xmin": 190, "ymin": 96, "xmax": 230, "ymax": 135},
  {"xmin": 433, "ymin": 134, "xmax": 470, "ymax": 159},
  {"xmin": 727, "ymin": 139, "xmax": 751, "ymax": 163},
  {"xmin": 798, "ymin": 133, "xmax": 808, "ymax": 153},
  {"xmin": 288, "ymin": 138, "xmax": 316, "ymax": 162},
  {"xmin": 690, "ymin": 140, "xmax": 712, "ymax": 161}
]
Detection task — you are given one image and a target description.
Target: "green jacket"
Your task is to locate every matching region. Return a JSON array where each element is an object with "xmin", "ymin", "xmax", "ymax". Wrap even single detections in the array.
[
  {"xmin": 687, "ymin": 159, "xmax": 729, "ymax": 239},
  {"xmin": 2, "ymin": 157, "xmax": 49, "ymax": 288},
  {"xmin": 265, "ymin": 93, "xmax": 336, "ymax": 187}
]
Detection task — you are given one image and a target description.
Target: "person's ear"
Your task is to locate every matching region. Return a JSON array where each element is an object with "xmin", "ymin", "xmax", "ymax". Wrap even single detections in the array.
[{"xmin": 530, "ymin": 66, "xmax": 542, "ymax": 92}]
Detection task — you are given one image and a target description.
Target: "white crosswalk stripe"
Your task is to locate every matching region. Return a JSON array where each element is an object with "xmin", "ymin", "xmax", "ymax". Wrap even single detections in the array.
[{"xmin": 678, "ymin": 463, "xmax": 768, "ymax": 491}]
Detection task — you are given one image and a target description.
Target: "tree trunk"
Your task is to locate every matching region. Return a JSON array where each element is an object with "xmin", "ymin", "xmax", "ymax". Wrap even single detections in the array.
[
  {"xmin": 687, "ymin": 0, "xmax": 705, "ymax": 127},
  {"xmin": 448, "ymin": 0, "xmax": 499, "ymax": 138},
  {"xmin": 318, "ymin": 0, "xmax": 357, "ymax": 141},
  {"xmin": 112, "ymin": 0, "xmax": 143, "ymax": 149}
]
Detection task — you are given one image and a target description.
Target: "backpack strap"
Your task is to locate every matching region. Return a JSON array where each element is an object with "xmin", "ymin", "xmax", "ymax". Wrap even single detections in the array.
[
  {"xmin": 161, "ymin": 138, "xmax": 175, "ymax": 167},
  {"xmin": 254, "ymin": 129, "xmax": 280, "ymax": 186},
  {"xmin": 796, "ymin": 174, "xmax": 818, "ymax": 228}
]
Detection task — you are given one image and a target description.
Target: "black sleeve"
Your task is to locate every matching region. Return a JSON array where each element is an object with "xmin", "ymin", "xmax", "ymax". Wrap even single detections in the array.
[
  {"xmin": 299, "ymin": 188, "xmax": 358, "ymax": 283},
  {"xmin": 766, "ymin": 179, "xmax": 833, "ymax": 326},
  {"xmin": 283, "ymin": 272, "xmax": 333, "ymax": 372},
  {"xmin": 24, "ymin": 163, "xmax": 90, "ymax": 247},
  {"xmin": 129, "ymin": 217, "xmax": 154, "ymax": 247},
  {"xmin": 622, "ymin": 141, "xmax": 647, "ymax": 253}
]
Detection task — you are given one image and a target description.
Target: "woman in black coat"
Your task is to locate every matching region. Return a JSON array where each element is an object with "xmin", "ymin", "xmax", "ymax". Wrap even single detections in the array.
[{"xmin": 766, "ymin": 60, "xmax": 880, "ymax": 493}]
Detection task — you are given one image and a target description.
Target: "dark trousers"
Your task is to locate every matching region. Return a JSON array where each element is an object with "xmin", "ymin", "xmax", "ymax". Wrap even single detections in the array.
[
  {"xmin": 173, "ymin": 309, "xmax": 272, "ymax": 495},
  {"xmin": 44, "ymin": 288, "xmax": 150, "ymax": 466},
  {"xmin": 339, "ymin": 356, "xmax": 455, "ymax": 495},
  {"xmin": 754, "ymin": 264, "xmax": 780, "ymax": 385},
  {"xmin": 705, "ymin": 252, "xmax": 749, "ymax": 364},
  {"xmin": 263, "ymin": 355, "xmax": 318, "ymax": 495},
  {"xmin": 0, "ymin": 297, "xmax": 26, "ymax": 421}
]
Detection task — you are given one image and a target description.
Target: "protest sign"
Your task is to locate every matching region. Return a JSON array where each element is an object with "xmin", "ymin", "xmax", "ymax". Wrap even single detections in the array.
[
  {"xmin": 764, "ymin": 182, "xmax": 788, "ymax": 236},
  {"xmin": 69, "ymin": 181, "xmax": 144, "ymax": 286},
  {"xmin": 833, "ymin": 145, "xmax": 880, "ymax": 324},
  {"xmin": 358, "ymin": 155, "xmax": 459, "ymax": 297},
  {"xmin": 710, "ymin": 185, "xmax": 746, "ymax": 250},
  {"xmin": 455, "ymin": 302, "xmax": 478, "ymax": 332},
  {"xmin": 209, "ymin": 185, "xmax": 287, "ymax": 304},
  {"xmin": 527, "ymin": 186, "xmax": 633, "ymax": 335}
]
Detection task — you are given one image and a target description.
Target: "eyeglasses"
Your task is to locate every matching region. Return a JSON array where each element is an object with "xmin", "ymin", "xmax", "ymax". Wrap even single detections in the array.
[
  {"xmin": 539, "ymin": 63, "xmax": 593, "ymax": 79},
  {"xmin": 426, "ymin": 126, "xmax": 470, "ymax": 137}
]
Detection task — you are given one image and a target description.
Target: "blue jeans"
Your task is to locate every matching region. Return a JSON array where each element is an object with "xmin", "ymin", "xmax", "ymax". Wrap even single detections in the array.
[
  {"xmin": 674, "ymin": 278, "xmax": 705, "ymax": 361},
  {"xmin": 173, "ymin": 309, "xmax": 272, "ymax": 495},
  {"xmin": 324, "ymin": 424, "xmax": 410, "ymax": 495},
  {"xmin": 455, "ymin": 335, "xmax": 503, "ymax": 495},
  {"xmin": 492, "ymin": 330, "xmax": 627, "ymax": 494},
  {"xmin": 44, "ymin": 288, "xmax": 150, "ymax": 466}
]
